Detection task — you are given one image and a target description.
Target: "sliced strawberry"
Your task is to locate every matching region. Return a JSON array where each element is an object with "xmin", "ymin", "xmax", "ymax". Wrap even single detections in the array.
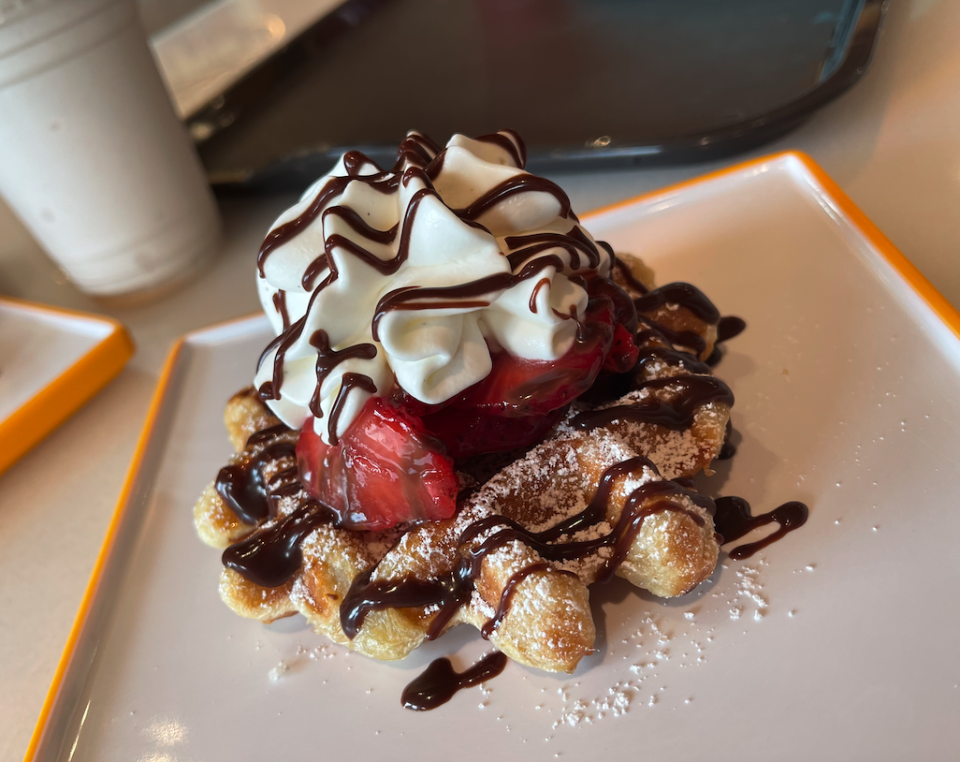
[
  {"xmin": 296, "ymin": 398, "xmax": 458, "ymax": 531},
  {"xmin": 604, "ymin": 321, "xmax": 640, "ymax": 373},
  {"xmin": 422, "ymin": 406, "xmax": 567, "ymax": 459},
  {"xmin": 451, "ymin": 297, "xmax": 615, "ymax": 418}
]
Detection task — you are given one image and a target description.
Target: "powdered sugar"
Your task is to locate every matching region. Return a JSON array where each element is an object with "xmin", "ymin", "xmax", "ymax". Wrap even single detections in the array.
[
  {"xmin": 544, "ymin": 556, "xmax": 778, "ymax": 729},
  {"xmin": 723, "ymin": 560, "xmax": 769, "ymax": 621}
]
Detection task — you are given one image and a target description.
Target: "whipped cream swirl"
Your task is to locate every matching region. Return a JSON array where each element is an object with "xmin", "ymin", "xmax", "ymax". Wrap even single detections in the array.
[{"xmin": 255, "ymin": 130, "xmax": 612, "ymax": 443}]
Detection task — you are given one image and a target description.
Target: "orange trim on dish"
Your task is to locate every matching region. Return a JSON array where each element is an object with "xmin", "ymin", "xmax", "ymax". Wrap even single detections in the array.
[
  {"xmin": 0, "ymin": 297, "xmax": 135, "ymax": 476},
  {"xmin": 582, "ymin": 152, "xmax": 777, "ymax": 220},
  {"xmin": 787, "ymin": 152, "xmax": 960, "ymax": 340},
  {"xmin": 582, "ymin": 150, "xmax": 960, "ymax": 340},
  {"xmin": 22, "ymin": 339, "xmax": 183, "ymax": 762}
]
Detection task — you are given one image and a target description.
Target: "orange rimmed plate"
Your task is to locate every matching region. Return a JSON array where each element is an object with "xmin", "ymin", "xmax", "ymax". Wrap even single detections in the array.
[
  {"xmin": 0, "ymin": 297, "xmax": 134, "ymax": 476},
  {"xmin": 25, "ymin": 152, "xmax": 960, "ymax": 761}
]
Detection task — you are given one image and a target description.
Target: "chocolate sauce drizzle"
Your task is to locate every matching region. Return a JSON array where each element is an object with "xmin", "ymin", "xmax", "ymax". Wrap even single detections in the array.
[
  {"xmin": 705, "ymin": 315, "xmax": 747, "ymax": 367},
  {"xmin": 717, "ymin": 315, "xmax": 747, "ymax": 342},
  {"xmin": 401, "ymin": 651, "xmax": 508, "ymax": 711},
  {"xmin": 369, "ymin": 231, "xmax": 615, "ymax": 346},
  {"xmin": 246, "ymin": 423, "xmax": 288, "ymax": 446},
  {"xmin": 371, "ymin": 253, "xmax": 569, "ymax": 342},
  {"xmin": 215, "ymin": 440, "xmax": 296, "ymax": 524},
  {"xmin": 570, "ymin": 376, "xmax": 734, "ymax": 432},
  {"xmin": 258, "ymin": 173, "xmax": 353, "ymax": 276},
  {"xmin": 636, "ymin": 315, "xmax": 706, "ymax": 357},
  {"xmin": 272, "ymin": 292, "xmax": 290, "ymax": 331},
  {"xmin": 480, "ymin": 562, "xmax": 553, "ymax": 639},
  {"xmin": 505, "ymin": 227, "xmax": 602, "ymax": 271},
  {"xmin": 612, "ymin": 254, "xmax": 649, "ymax": 295},
  {"xmin": 302, "ymin": 206, "xmax": 399, "ymax": 290},
  {"xmin": 326, "ymin": 372, "xmax": 378, "ymax": 445},
  {"xmin": 636, "ymin": 346, "xmax": 711, "ymax": 376},
  {"xmin": 339, "ymin": 457, "xmax": 711, "ymax": 642},
  {"xmin": 475, "ymin": 129, "xmax": 526, "ymax": 168},
  {"xmin": 222, "ymin": 499, "xmax": 335, "ymax": 587},
  {"xmin": 713, "ymin": 497, "xmax": 808, "ymax": 559},
  {"xmin": 634, "ymin": 283, "xmax": 720, "ymax": 323},
  {"xmin": 718, "ymin": 420, "xmax": 737, "ymax": 460},
  {"xmin": 528, "ymin": 277, "xmax": 551, "ymax": 313},
  {"xmin": 453, "ymin": 174, "xmax": 572, "ymax": 221},
  {"xmin": 254, "ymin": 131, "xmax": 614, "ymax": 417},
  {"xmin": 307, "ymin": 329, "xmax": 377, "ymax": 420}
]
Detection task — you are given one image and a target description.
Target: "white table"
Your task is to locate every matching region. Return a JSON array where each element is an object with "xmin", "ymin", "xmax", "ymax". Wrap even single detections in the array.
[{"xmin": 2, "ymin": 1, "xmax": 958, "ymax": 757}]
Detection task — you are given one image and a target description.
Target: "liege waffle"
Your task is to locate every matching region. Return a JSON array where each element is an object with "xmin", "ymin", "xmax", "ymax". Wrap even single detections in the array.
[{"xmin": 194, "ymin": 253, "xmax": 731, "ymax": 673}]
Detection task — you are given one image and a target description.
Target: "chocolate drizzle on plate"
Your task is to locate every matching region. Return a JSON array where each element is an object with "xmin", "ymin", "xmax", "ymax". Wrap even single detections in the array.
[
  {"xmin": 714, "ymin": 497, "xmax": 809, "ymax": 559},
  {"xmin": 718, "ymin": 420, "xmax": 737, "ymax": 460},
  {"xmin": 708, "ymin": 315, "xmax": 747, "ymax": 366},
  {"xmin": 717, "ymin": 315, "xmax": 747, "ymax": 342},
  {"xmin": 401, "ymin": 651, "xmax": 508, "ymax": 711}
]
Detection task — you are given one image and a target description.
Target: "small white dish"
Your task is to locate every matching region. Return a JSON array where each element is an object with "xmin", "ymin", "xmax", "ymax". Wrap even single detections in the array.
[
  {"xmin": 27, "ymin": 153, "xmax": 960, "ymax": 761},
  {"xmin": 0, "ymin": 297, "xmax": 133, "ymax": 476}
]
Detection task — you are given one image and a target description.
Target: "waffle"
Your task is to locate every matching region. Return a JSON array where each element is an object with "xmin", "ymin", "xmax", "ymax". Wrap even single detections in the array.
[{"xmin": 194, "ymin": 253, "xmax": 730, "ymax": 673}]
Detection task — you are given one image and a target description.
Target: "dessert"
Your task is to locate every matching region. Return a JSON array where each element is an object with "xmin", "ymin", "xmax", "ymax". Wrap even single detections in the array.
[{"xmin": 193, "ymin": 130, "xmax": 805, "ymax": 702}]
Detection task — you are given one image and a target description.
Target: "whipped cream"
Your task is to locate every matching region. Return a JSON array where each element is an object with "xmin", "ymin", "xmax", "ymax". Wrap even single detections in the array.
[{"xmin": 255, "ymin": 130, "xmax": 612, "ymax": 443}]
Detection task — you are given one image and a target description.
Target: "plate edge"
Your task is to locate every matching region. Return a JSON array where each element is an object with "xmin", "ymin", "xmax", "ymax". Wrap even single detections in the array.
[
  {"xmin": 582, "ymin": 150, "xmax": 960, "ymax": 343},
  {"xmin": 22, "ymin": 338, "xmax": 182, "ymax": 762},
  {"xmin": 787, "ymin": 153, "xmax": 960, "ymax": 343}
]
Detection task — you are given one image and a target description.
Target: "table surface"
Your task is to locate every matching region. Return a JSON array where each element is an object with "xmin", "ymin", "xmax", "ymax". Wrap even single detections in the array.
[{"xmin": 3, "ymin": 1, "xmax": 959, "ymax": 758}]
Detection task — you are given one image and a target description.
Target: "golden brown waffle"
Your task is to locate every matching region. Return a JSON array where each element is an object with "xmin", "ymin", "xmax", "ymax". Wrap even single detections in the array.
[{"xmin": 194, "ymin": 253, "xmax": 730, "ymax": 673}]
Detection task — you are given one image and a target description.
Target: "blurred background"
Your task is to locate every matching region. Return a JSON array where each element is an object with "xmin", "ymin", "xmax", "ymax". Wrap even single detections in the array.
[
  {"xmin": 0, "ymin": 0, "xmax": 888, "ymax": 306},
  {"xmin": 143, "ymin": 0, "xmax": 884, "ymax": 188}
]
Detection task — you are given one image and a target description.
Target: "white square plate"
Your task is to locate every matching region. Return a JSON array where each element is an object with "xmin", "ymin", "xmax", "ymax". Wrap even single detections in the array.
[{"xmin": 28, "ymin": 153, "xmax": 960, "ymax": 762}]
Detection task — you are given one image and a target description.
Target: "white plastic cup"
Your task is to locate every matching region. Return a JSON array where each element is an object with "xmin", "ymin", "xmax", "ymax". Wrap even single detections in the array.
[{"xmin": 0, "ymin": 0, "xmax": 220, "ymax": 300}]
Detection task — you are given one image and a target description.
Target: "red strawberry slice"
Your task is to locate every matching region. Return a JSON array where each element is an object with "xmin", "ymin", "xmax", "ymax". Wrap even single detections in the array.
[
  {"xmin": 422, "ymin": 406, "xmax": 567, "ymax": 459},
  {"xmin": 604, "ymin": 322, "xmax": 640, "ymax": 373},
  {"xmin": 451, "ymin": 297, "xmax": 615, "ymax": 418},
  {"xmin": 296, "ymin": 398, "xmax": 458, "ymax": 531},
  {"xmin": 420, "ymin": 276, "xmax": 640, "ymax": 458}
]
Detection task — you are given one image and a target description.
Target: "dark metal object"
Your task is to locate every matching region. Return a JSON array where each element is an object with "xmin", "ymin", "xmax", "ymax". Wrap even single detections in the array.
[{"xmin": 195, "ymin": 0, "xmax": 887, "ymax": 192}]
